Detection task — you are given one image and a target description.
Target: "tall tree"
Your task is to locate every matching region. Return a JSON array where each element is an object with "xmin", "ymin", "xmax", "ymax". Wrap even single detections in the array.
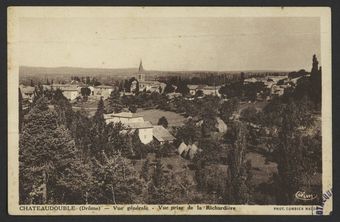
[
  {"xmin": 157, "ymin": 116, "xmax": 168, "ymax": 128},
  {"xmin": 164, "ymin": 83, "xmax": 175, "ymax": 94},
  {"xmin": 219, "ymin": 97, "xmax": 239, "ymax": 123},
  {"xmin": 52, "ymin": 89, "xmax": 74, "ymax": 129},
  {"xmin": 107, "ymin": 90, "xmax": 123, "ymax": 113},
  {"xmin": 95, "ymin": 97, "xmax": 105, "ymax": 118},
  {"xmin": 90, "ymin": 97, "xmax": 107, "ymax": 158},
  {"xmin": 19, "ymin": 88, "xmax": 24, "ymax": 133},
  {"xmin": 19, "ymin": 98, "xmax": 85, "ymax": 204},
  {"xmin": 225, "ymin": 121, "xmax": 252, "ymax": 204},
  {"xmin": 92, "ymin": 151, "xmax": 144, "ymax": 204},
  {"xmin": 310, "ymin": 54, "xmax": 322, "ymax": 107}
]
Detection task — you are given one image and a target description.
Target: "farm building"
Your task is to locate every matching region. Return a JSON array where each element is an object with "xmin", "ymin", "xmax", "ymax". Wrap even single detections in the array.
[
  {"xmin": 43, "ymin": 84, "xmax": 80, "ymax": 101},
  {"xmin": 201, "ymin": 86, "xmax": 221, "ymax": 97},
  {"xmin": 93, "ymin": 85, "xmax": 114, "ymax": 99},
  {"xmin": 152, "ymin": 125, "xmax": 176, "ymax": 144},
  {"xmin": 187, "ymin": 85, "xmax": 206, "ymax": 96},
  {"xmin": 62, "ymin": 88, "xmax": 79, "ymax": 101},
  {"xmin": 177, "ymin": 142, "xmax": 201, "ymax": 160},
  {"xmin": 216, "ymin": 117, "xmax": 228, "ymax": 133},
  {"xmin": 104, "ymin": 112, "xmax": 154, "ymax": 144},
  {"xmin": 188, "ymin": 84, "xmax": 221, "ymax": 97},
  {"xmin": 128, "ymin": 121, "xmax": 154, "ymax": 144},
  {"xmin": 178, "ymin": 142, "xmax": 188, "ymax": 156},
  {"xmin": 138, "ymin": 80, "xmax": 166, "ymax": 93}
]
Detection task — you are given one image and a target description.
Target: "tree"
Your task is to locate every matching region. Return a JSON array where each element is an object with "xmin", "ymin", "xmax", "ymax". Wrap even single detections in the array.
[
  {"xmin": 175, "ymin": 119, "xmax": 201, "ymax": 146},
  {"xmin": 240, "ymin": 72, "xmax": 245, "ymax": 83},
  {"xmin": 85, "ymin": 76, "xmax": 91, "ymax": 85},
  {"xmin": 128, "ymin": 105, "xmax": 137, "ymax": 113},
  {"xmin": 219, "ymin": 97, "xmax": 239, "ymax": 123},
  {"xmin": 225, "ymin": 121, "xmax": 252, "ymax": 204},
  {"xmin": 176, "ymin": 82, "xmax": 190, "ymax": 95},
  {"xmin": 52, "ymin": 89, "xmax": 75, "ymax": 129},
  {"xmin": 164, "ymin": 83, "xmax": 175, "ymax": 94},
  {"xmin": 19, "ymin": 88, "xmax": 24, "ymax": 133},
  {"xmin": 95, "ymin": 97, "xmax": 105, "ymax": 118},
  {"xmin": 130, "ymin": 130, "xmax": 148, "ymax": 159},
  {"xmin": 19, "ymin": 97, "xmax": 86, "ymax": 204},
  {"xmin": 107, "ymin": 90, "xmax": 123, "ymax": 113},
  {"xmin": 141, "ymin": 159, "xmax": 150, "ymax": 181},
  {"xmin": 156, "ymin": 142, "xmax": 175, "ymax": 158},
  {"xmin": 157, "ymin": 116, "xmax": 168, "ymax": 128},
  {"xmin": 148, "ymin": 159, "xmax": 175, "ymax": 204},
  {"xmin": 89, "ymin": 97, "xmax": 108, "ymax": 158},
  {"xmin": 240, "ymin": 106, "xmax": 258, "ymax": 123},
  {"xmin": 271, "ymin": 105, "xmax": 321, "ymax": 204},
  {"xmin": 195, "ymin": 90, "xmax": 204, "ymax": 97},
  {"xmin": 80, "ymin": 87, "xmax": 91, "ymax": 98},
  {"xmin": 92, "ymin": 151, "xmax": 144, "ymax": 204},
  {"xmin": 153, "ymin": 159, "xmax": 164, "ymax": 188},
  {"xmin": 310, "ymin": 54, "xmax": 322, "ymax": 108}
]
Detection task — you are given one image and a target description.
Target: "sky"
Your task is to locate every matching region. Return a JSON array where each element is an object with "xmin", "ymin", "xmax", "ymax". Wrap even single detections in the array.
[{"xmin": 16, "ymin": 16, "xmax": 320, "ymax": 71}]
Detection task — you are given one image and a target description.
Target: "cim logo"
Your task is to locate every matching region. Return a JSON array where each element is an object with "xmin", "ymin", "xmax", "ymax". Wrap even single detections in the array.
[{"xmin": 295, "ymin": 191, "xmax": 317, "ymax": 201}]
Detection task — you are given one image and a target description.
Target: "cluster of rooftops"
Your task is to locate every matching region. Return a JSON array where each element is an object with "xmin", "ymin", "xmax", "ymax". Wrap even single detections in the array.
[{"xmin": 103, "ymin": 112, "xmax": 176, "ymax": 145}]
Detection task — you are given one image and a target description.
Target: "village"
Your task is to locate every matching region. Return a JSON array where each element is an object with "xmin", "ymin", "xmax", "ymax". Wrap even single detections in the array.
[
  {"xmin": 18, "ymin": 55, "xmax": 322, "ymax": 205},
  {"xmin": 18, "ymin": 60, "xmax": 305, "ymax": 152}
]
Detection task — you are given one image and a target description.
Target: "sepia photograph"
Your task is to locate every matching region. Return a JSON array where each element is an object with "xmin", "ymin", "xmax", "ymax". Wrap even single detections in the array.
[{"xmin": 7, "ymin": 7, "xmax": 332, "ymax": 215}]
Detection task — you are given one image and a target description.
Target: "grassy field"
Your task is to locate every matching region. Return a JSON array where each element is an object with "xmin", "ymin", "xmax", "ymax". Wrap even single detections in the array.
[{"xmin": 136, "ymin": 108, "xmax": 186, "ymax": 127}]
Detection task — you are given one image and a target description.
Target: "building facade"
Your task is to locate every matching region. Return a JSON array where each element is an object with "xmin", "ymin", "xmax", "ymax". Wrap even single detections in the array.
[{"xmin": 104, "ymin": 112, "xmax": 153, "ymax": 144}]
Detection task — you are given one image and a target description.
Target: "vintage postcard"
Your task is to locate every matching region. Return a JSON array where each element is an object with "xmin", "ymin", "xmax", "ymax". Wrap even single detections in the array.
[{"xmin": 8, "ymin": 7, "xmax": 332, "ymax": 215}]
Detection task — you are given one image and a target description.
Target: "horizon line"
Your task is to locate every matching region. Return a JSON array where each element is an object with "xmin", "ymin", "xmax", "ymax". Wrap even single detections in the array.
[{"xmin": 19, "ymin": 65, "xmax": 297, "ymax": 73}]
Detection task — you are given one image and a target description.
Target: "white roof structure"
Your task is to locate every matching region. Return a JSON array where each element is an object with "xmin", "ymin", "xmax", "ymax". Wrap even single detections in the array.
[
  {"xmin": 104, "ymin": 112, "xmax": 142, "ymax": 119},
  {"xmin": 127, "ymin": 121, "xmax": 153, "ymax": 129},
  {"xmin": 153, "ymin": 125, "xmax": 176, "ymax": 143},
  {"xmin": 216, "ymin": 117, "xmax": 228, "ymax": 133},
  {"xmin": 178, "ymin": 142, "xmax": 189, "ymax": 155},
  {"xmin": 244, "ymin": 77, "xmax": 257, "ymax": 83},
  {"xmin": 94, "ymin": 85, "xmax": 114, "ymax": 89},
  {"xmin": 188, "ymin": 144, "xmax": 199, "ymax": 160}
]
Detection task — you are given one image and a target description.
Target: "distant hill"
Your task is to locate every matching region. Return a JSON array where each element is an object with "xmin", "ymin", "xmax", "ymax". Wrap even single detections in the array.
[
  {"xmin": 19, "ymin": 66, "xmax": 139, "ymax": 77},
  {"xmin": 19, "ymin": 66, "xmax": 289, "ymax": 79}
]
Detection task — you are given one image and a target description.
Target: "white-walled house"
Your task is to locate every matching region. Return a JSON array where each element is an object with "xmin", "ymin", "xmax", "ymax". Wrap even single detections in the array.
[
  {"xmin": 187, "ymin": 85, "xmax": 201, "ymax": 96},
  {"xmin": 46, "ymin": 84, "xmax": 79, "ymax": 101},
  {"xmin": 201, "ymin": 86, "xmax": 221, "ymax": 97},
  {"xmin": 128, "ymin": 121, "xmax": 154, "ymax": 144},
  {"xmin": 139, "ymin": 81, "xmax": 166, "ymax": 93},
  {"xmin": 188, "ymin": 84, "xmax": 221, "ymax": 97},
  {"xmin": 93, "ymin": 85, "xmax": 114, "ymax": 99},
  {"xmin": 62, "ymin": 88, "xmax": 79, "ymax": 101},
  {"xmin": 104, "ymin": 112, "xmax": 154, "ymax": 144}
]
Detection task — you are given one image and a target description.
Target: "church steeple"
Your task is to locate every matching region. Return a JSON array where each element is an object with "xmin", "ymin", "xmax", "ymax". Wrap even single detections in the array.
[
  {"xmin": 138, "ymin": 59, "xmax": 145, "ymax": 81},
  {"xmin": 138, "ymin": 59, "xmax": 144, "ymax": 73}
]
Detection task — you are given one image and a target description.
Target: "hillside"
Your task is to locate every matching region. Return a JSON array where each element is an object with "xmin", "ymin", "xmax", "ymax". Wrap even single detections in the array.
[{"xmin": 19, "ymin": 66, "xmax": 289, "ymax": 79}]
